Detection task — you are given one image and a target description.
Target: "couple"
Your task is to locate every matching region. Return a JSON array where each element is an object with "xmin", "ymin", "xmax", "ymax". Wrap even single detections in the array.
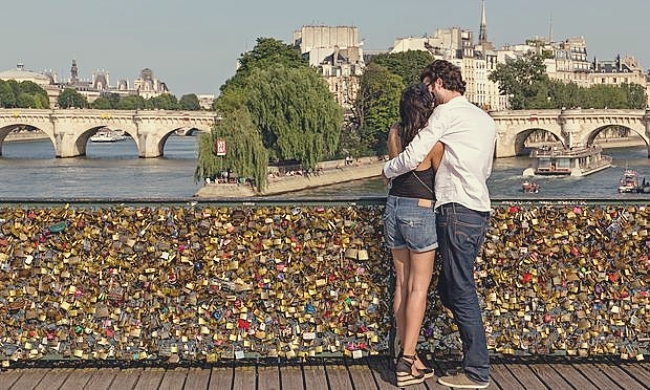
[{"xmin": 383, "ymin": 60, "xmax": 496, "ymax": 389}]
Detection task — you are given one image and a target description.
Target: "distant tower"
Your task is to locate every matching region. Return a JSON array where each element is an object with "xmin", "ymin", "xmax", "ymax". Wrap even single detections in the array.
[
  {"xmin": 70, "ymin": 59, "xmax": 79, "ymax": 85},
  {"xmin": 548, "ymin": 14, "xmax": 554, "ymax": 43},
  {"xmin": 478, "ymin": 0, "xmax": 488, "ymax": 44},
  {"xmin": 477, "ymin": 0, "xmax": 494, "ymax": 51}
]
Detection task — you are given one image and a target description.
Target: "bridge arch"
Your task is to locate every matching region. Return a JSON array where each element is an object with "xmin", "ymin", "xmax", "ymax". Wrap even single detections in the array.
[
  {"xmin": 491, "ymin": 109, "xmax": 650, "ymax": 158},
  {"xmin": 0, "ymin": 122, "xmax": 56, "ymax": 156}
]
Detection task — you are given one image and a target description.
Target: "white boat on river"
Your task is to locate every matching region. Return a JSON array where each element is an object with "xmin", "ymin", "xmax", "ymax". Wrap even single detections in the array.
[
  {"xmin": 90, "ymin": 129, "xmax": 127, "ymax": 143},
  {"xmin": 523, "ymin": 144, "xmax": 612, "ymax": 177}
]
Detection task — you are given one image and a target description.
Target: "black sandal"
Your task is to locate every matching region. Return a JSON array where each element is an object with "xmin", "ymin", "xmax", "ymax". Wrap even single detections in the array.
[
  {"xmin": 415, "ymin": 354, "xmax": 434, "ymax": 379},
  {"xmin": 396, "ymin": 354, "xmax": 425, "ymax": 387}
]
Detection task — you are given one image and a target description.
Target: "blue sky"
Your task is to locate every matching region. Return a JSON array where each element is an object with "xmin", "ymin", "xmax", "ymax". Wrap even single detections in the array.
[{"xmin": 3, "ymin": 0, "xmax": 648, "ymax": 96}]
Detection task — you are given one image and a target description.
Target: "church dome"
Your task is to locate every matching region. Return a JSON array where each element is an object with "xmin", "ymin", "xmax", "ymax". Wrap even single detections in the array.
[{"xmin": 0, "ymin": 63, "xmax": 51, "ymax": 85}]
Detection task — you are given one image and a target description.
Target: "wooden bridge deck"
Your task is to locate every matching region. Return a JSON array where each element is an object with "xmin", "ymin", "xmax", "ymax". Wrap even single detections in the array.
[{"xmin": 0, "ymin": 357, "xmax": 648, "ymax": 389}]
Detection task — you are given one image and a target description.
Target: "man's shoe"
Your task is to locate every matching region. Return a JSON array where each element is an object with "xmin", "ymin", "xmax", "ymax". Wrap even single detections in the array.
[{"xmin": 438, "ymin": 372, "xmax": 489, "ymax": 389}]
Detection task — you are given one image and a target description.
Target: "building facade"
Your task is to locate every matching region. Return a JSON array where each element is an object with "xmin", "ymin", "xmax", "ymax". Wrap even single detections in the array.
[{"xmin": 294, "ymin": 25, "xmax": 365, "ymax": 113}]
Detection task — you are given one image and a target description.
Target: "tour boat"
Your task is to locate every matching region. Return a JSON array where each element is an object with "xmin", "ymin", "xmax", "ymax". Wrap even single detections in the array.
[
  {"xmin": 90, "ymin": 129, "xmax": 127, "ymax": 143},
  {"xmin": 522, "ymin": 144, "xmax": 612, "ymax": 177}
]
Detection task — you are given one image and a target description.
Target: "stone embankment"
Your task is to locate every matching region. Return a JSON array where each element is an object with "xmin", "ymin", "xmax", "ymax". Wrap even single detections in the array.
[
  {"xmin": 3, "ymin": 132, "xmax": 50, "ymax": 143},
  {"xmin": 195, "ymin": 156, "xmax": 386, "ymax": 198}
]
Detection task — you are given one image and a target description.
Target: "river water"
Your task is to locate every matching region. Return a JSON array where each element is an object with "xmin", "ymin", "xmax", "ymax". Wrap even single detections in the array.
[{"xmin": 1, "ymin": 136, "xmax": 649, "ymax": 200}]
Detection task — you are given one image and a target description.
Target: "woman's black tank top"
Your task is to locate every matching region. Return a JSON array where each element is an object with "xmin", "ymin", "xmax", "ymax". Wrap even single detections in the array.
[{"xmin": 388, "ymin": 167, "xmax": 435, "ymax": 200}]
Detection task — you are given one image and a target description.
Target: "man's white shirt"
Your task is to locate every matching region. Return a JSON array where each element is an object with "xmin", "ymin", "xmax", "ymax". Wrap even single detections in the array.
[{"xmin": 383, "ymin": 96, "xmax": 496, "ymax": 212}]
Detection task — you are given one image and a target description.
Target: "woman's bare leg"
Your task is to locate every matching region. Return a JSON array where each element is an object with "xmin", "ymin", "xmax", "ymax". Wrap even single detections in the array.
[
  {"xmin": 392, "ymin": 248, "xmax": 410, "ymax": 351},
  {"xmin": 402, "ymin": 249, "xmax": 435, "ymax": 374}
]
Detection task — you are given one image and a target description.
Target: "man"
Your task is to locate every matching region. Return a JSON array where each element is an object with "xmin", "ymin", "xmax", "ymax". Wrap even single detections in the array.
[{"xmin": 382, "ymin": 60, "xmax": 496, "ymax": 389}]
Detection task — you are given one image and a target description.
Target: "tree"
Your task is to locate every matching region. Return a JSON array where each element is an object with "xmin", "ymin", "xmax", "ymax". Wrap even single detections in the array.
[
  {"xmin": 58, "ymin": 88, "xmax": 88, "ymax": 108},
  {"xmin": 370, "ymin": 50, "xmax": 433, "ymax": 86},
  {"xmin": 150, "ymin": 94, "xmax": 178, "ymax": 110},
  {"xmin": 242, "ymin": 66, "xmax": 343, "ymax": 168},
  {"xmin": 221, "ymin": 37, "xmax": 308, "ymax": 92},
  {"xmin": 195, "ymin": 109, "xmax": 268, "ymax": 191},
  {"xmin": 355, "ymin": 63, "xmax": 404, "ymax": 155},
  {"xmin": 0, "ymin": 80, "xmax": 17, "ymax": 108},
  {"xmin": 488, "ymin": 53, "xmax": 548, "ymax": 109},
  {"xmin": 179, "ymin": 94, "xmax": 201, "ymax": 110},
  {"xmin": 117, "ymin": 95, "xmax": 147, "ymax": 110},
  {"xmin": 199, "ymin": 38, "xmax": 343, "ymax": 181},
  {"xmin": 91, "ymin": 96, "xmax": 113, "ymax": 109}
]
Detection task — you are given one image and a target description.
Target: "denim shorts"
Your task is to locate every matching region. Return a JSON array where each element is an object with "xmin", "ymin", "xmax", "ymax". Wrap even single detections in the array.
[{"xmin": 383, "ymin": 195, "xmax": 438, "ymax": 252}]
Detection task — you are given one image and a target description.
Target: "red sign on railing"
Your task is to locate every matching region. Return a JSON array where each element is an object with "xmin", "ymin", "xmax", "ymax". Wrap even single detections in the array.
[{"xmin": 215, "ymin": 138, "xmax": 227, "ymax": 156}]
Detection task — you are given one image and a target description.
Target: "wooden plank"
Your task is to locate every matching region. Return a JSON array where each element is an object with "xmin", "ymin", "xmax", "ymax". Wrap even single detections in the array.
[
  {"xmin": 5, "ymin": 368, "xmax": 47, "ymax": 390},
  {"xmin": 528, "ymin": 364, "xmax": 573, "ymax": 389},
  {"xmin": 232, "ymin": 365, "xmax": 256, "ymax": 390},
  {"xmin": 303, "ymin": 364, "xmax": 326, "ymax": 390},
  {"xmin": 107, "ymin": 369, "xmax": 141, "ymax": 390},
  {"xmin": 551, "ymin": 363, "xmax": 599, "ymax": 389},
  {"xmin": 367, "ymin": 357, "xmax": 399, "ymax": 389},
  {"xmin": 257, "ymin": 365, "xmax": 280, "ymax": 390},
  {"xmin": 279, "ymin": 366, "xmax": 304, "ymax": 390},
  {"xmin": 132, "ymin": 368, "xmax": 164, "ymax": 390},
  {"xmin": 618, "ymin": 363, "xmax": 650, "ymax": 385},
  {"xmin": 208, "ymin": 366, "xmax": 233, "ymax": 390},
  {"xmin": 0, "ymin": 369, "xmax": 24, "ymax": 390},
  {"xmin": 596, "ymin": 362, "xmax": 646, "ymax": 390},
  {"xmin": 324, "ymin": 364, "xmax": 354, "ymax": 390},
  {"xmin": 83, "ymin": 368, "xmax": 119, "ymax": 390},
  {"xmin": 183, "ymin": 368, "xmax": 211, "ymax": 390},
  {"xmin": 570, "ymin": 363, "xmax": 620, "ymax": 389},
  {"xmin": 506, "ymin": 364, "xmax": 547, "ymax": 390},
  {"xmin": 490, "ymin": 363, "xmax": 525, "ymax": 390},
  {"xmin": 347, "ymin": 363, "xmax": 379, "ymax": 390},
  {"xmin": 158, "ymin": 368, "xmax": 188, "ymax": 390},
  {"xmin": 58, "ymin": 369, "xmax": 93, "ymax": 390}
]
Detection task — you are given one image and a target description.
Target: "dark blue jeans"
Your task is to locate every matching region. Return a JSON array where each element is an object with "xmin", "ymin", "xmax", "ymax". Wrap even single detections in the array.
[{"xmin": 436, "ymin": 203, "xmax": 490, "ymax": 383}]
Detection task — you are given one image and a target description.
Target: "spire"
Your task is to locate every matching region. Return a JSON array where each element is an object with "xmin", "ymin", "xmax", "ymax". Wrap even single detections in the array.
[
  {"xmin": 479, "ymin": 0, "xmax": 488, "ymax": 43},
  {"xmin": 548, "ymin": 13, "xmax": 553, "ymax": 43}
]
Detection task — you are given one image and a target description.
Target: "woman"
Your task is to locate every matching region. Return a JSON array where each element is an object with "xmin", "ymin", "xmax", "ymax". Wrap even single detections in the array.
[{"xmin": 383, "ymin": 83, "xmax": 444, "ymax": 387}]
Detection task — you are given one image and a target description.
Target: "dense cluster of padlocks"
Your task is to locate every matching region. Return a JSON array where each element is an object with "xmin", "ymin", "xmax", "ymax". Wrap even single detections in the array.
[{"xmin": 0, "ymin": 202, "xmax": 647, "ymax": 364}]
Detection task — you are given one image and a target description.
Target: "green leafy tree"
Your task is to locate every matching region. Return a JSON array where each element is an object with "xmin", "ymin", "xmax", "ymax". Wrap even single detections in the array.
[
  {"xmin": 117, "ymin": 95, "xmax": 147, "ymax": 110},
  {"xmin": 242, "ymin": 66, "xmax": 343, "ymax": 168},
  {"xmin": 222, "ymin": 37, "xmax": 308, "ymax": 92},
  {"xmin": 355, "ymin": 63, "xmax": 404, "ymax": 155},
  {"xmin": 0, "ymin": 80, "xmax": 17, "ymax": 108},
  {"xmin": 197, "ymin": 37, "xmax": 343, "ymax": 190},
  {"xmin": 17, "ymin": 93, "xmax": 37, "ymax": 108},
  {"xmin": 91, "ymin": 96, "xmax": 113, "ymax": 109},
  {"xmin": 370, "ymin": 50, "xmax": 433, "ymax": 85},
  {"xmin": 150, "ymin": 94, "xmax": 178, "ymax": 110},
  {"xmin": 179, "ymin": 94, "xmax": 201, "ymax": 110},
  {"xmin": 58, "ymin": 88, "xmax": 88, "ymax": 108},
  {"xmin": 195, "ymin": 108, "xmax": 268, "ymax": 191},
  {"xmin": 488, "ymin": 53, "xmax": 548, "ymax": 109}
]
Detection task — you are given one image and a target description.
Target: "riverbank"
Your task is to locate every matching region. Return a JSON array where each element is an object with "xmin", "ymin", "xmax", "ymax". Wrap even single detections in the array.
[
  {"xmin": 195, "ymin": 157, "xmax": 385, "ymax": 198},
  {"xmin": 3, "ymin": 132, "xmax": 50, "ymax": 143}
]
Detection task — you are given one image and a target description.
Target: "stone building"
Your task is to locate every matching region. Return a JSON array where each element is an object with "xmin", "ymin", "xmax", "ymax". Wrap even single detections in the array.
[
  {"xmin": 0, "ymin": 60, "xmax": 173, "ymax": 106},
  {"xmin": 293, "ymin": 25, "xmax": 365, "ymax": 113},
  {"xmin": 0, "ymin": 63, "xmax": 61, "ymax": 107}
]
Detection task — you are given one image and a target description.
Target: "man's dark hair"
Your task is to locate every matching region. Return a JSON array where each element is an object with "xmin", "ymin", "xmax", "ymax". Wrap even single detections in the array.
[
  {"xmin": 399, "ymin": 83, "xmax": 434, "ymax": 147},
  {"xmin": 420, "ymin": 60, "xmax": 466, "ymax": 95}
]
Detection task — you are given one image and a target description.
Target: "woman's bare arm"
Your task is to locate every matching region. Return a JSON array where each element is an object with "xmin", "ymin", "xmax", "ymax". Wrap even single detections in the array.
[{"xmin": 388, "ymin": 123, "xmax": 402, "ymax": 159}]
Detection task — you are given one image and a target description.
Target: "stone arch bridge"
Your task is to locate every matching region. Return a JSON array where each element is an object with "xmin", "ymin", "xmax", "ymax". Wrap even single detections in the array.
[
  {"xmin": 490, "ymin": 109, "xmax": 650, "ymax": 158},
  {"xmin": 0, "ymin": 109, "xmax": 217, "ymax": 157}
]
